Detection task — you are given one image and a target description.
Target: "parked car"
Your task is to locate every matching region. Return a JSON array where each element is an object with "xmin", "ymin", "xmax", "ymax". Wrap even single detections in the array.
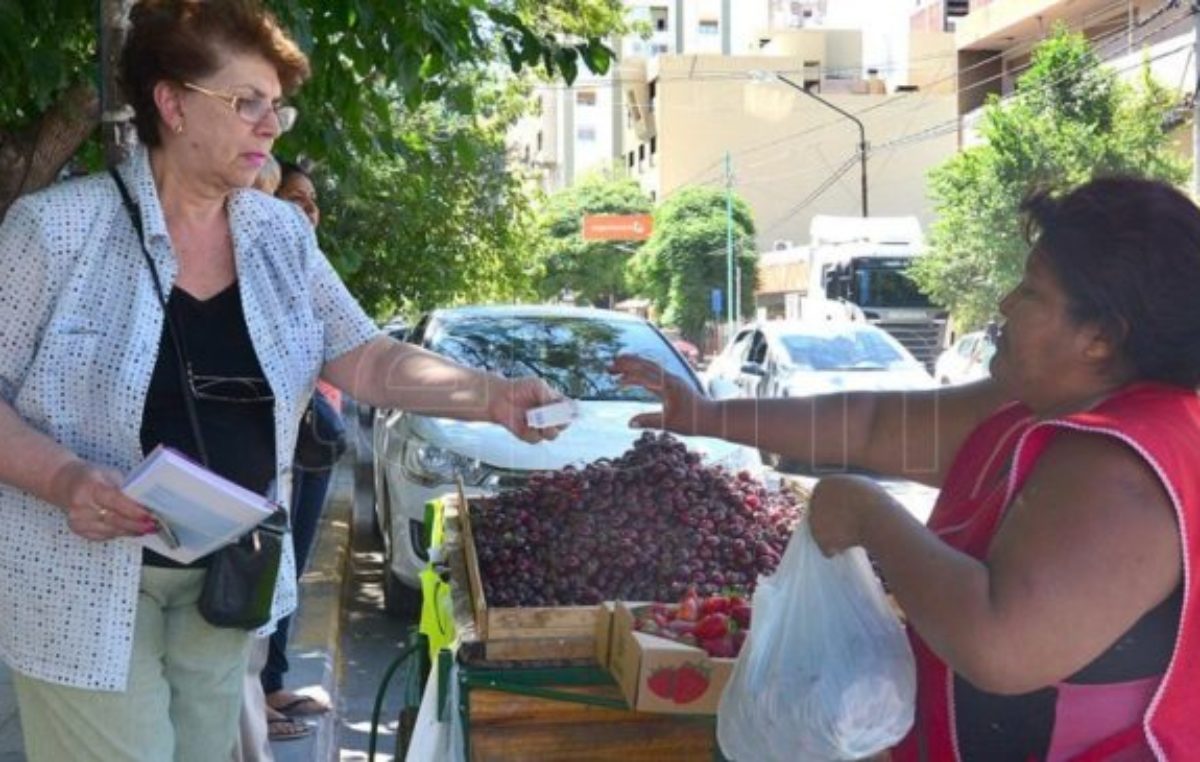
[
  {"xmin": 372, "ymin": 305, "xmax": 760, "ymax": 615},
  {"xmin": 934, "ymin": 329, "xmax": 996, "ymax": 385},
  {"xmin": 703, "ymin": 320, "xmax": 935, "ymax": 469},
  {"xmin": 705, "ymin": 320, "xmax": 937, "ymax": 400}
]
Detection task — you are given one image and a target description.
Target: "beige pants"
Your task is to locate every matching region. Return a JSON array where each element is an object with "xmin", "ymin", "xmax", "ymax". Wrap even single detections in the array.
[
  {"xmin": 232, "ymin": 637, "xmax": 274, "ymax": 762},
  {"xmin": 14, "ymin": 567, "xmax": 252, "ymax": 762}
]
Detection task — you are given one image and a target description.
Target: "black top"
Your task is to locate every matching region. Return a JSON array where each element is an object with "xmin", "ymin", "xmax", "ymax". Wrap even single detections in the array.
[
  {"xmin": 139, "ymin": 283, "xmax": 276, "ymax": 567},
  {"xmin": 954, "ymin": 583, "xmax": 1183, "ymax": 759}
]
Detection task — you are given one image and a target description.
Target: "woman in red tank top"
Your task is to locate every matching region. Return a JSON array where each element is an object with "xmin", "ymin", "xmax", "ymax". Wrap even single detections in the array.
[{"xmin": 612, "ymin": 177, "xmax": 1200, "ymax": 760}]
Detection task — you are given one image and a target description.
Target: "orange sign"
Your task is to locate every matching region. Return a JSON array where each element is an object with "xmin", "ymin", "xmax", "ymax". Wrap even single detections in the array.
[{"xmin": 581, "ymin": 214, "xmax": 653, "ymax": 241}]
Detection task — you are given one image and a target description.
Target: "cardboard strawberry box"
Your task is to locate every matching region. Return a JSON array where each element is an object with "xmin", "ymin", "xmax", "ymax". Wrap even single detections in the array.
[{"xmin": 605, "ymin": 601, "xmax": 736, "ymax": 714}]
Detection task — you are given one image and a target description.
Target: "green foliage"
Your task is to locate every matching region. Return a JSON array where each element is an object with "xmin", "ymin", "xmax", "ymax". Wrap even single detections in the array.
[
  {"xmin": 268, "ymin": 0, "xmax": 614, "ymax": 185},
  {"xmin": 0, "ymin": 0, "xmax": 95, "ymax": 129},
  {"xmin": 912, "ymin": 27, "xmax": 1189, "ymax": 329},
  {"xmin": 536, "ymin": 171, "xmax": 652, "ymax": 307},
  {"xmin": 627, "ymin": 186, "xmax": 757, "ymax": 342},
  {"xmin": 317, "ymin": 80, "xmax": 544, "ymax": 319}
]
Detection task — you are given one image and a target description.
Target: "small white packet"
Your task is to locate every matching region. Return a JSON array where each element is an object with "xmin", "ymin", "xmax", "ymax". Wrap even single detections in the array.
[{"xmin": 525, "ymin": 399, "xmax": 579, "ymax": 428}]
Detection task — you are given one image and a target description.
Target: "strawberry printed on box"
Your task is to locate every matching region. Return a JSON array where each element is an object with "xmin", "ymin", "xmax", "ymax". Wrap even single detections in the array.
[{"xmin": 604, "ymin": 601, "xmax": 737, "ymax": 714}]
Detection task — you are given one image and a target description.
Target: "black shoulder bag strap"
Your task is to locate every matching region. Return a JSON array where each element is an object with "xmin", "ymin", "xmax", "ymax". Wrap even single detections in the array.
[{"xmin": 109, "ymin": 167, "xmax": 211, "ymax": 467}]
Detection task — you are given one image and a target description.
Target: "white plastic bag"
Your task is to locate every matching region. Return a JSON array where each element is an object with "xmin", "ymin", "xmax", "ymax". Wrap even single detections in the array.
[{"xmin": 717, "ymin": 521, "xmax": 916, "ymax": 761}]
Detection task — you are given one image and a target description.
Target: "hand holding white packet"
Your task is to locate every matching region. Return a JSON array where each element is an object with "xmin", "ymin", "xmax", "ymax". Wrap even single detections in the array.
[{"xmin": 525, "ymin": 399, "xmax": 579, "ymax": 428}]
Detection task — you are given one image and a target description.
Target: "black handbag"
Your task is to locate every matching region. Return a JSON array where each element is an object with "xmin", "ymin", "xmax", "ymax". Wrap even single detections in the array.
[
  {"xmin": 112, "ymin": 169, "xmax": 288, "ymax": 631},
  {"xmin": 294, "ymin": 390, "xmax": 348, "ymax": 470}
]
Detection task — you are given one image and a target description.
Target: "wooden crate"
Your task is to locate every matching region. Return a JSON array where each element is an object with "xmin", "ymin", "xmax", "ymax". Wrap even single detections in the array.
[
  {"xmin": 468, "ymin": 685, "xmax": 716, "ymax": 761},
  {"xmin": 448, "ymin": 488, "xmax": 600, "ymax": 664}
]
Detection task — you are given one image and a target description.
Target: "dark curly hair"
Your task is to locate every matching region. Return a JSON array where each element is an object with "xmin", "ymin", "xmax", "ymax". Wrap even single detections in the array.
[
  {"xmin": 120, "ymin": 0, "xmax": 309, "ymax": 146},
  {"xmin": 1020, "ymin": 177, "xmax": 1200, "ymax": 388}
]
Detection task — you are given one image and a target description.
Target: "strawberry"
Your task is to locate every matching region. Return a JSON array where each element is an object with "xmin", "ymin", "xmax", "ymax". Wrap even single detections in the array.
[
  {"xmin": 730, "ymin": 603, "xmax": 751, "ymax": 629},
  {"xmin": 700, "ymin": 595, "xmax": 731, "ymax": 616},
  {"xmin": 646, "ymin": 667, "xmax": 676, "ymax": 700},
  {"xmin": 693, "ymin": 612, "xmax": 731, "ymax": 641},
  {"xmin": 672, "ymin": 663, "xmax": 710, "ymax": 704},
  {"xmin": 728, "ymin": 593, "xmax": 747, "ymax": 609}
]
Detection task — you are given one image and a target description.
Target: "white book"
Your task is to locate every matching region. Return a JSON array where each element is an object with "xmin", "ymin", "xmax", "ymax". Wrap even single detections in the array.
[{"xmin": 122, "ymin": 445, "xmax": 276, "ymax": 564}]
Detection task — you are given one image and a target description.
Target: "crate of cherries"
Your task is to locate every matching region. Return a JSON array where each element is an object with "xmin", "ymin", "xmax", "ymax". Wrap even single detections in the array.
[{"xmin": 633, "ymin": 587, "xmax": 752, "ymax": 658}]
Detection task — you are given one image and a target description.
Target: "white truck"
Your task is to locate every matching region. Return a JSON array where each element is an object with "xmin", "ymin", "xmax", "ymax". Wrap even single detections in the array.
[{"xmin": 803, "ymin": 215, "xmax": 947, "ymax": 370}]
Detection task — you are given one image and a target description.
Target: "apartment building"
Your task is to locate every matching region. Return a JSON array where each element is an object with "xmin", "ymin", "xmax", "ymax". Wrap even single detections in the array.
[{"xmin": 510, "ymin": 2, "xmax": 958, "ymax": 255}]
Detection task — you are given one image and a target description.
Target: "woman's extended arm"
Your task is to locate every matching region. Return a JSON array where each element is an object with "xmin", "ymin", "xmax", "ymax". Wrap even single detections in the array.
[
  {"xmin": 611, "ymin": 354, "xmax": 1011, "ymax": 487},
  {"xmin": 321, "ymin": 335, "xmax": 562, "ymax": 443}
]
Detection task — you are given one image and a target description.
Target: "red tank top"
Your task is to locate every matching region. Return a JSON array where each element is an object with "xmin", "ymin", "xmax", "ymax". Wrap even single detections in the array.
[{"xmin": 894, "ymin": 383, "xmax": 1200, "ymax": 761}]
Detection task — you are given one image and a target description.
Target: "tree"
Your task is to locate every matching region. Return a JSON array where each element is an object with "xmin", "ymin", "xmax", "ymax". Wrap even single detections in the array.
[
  {"xmin": 0, "ymin": 0, "xmax": 620, "ymax": 219},
  {"xmin": 537, "ymin": 172, "xmax": 652, "ymax": 307},
  {"xmin": 911, "ymin": 27, "xmax": 1189, "ymax": 329},
  {"xmin": 627, "ymin": 186, "xmax": 757, "ymax": 342},
  {"xmin": 319, "ymin": 79, "xmax": 544, "ymax": 318}
]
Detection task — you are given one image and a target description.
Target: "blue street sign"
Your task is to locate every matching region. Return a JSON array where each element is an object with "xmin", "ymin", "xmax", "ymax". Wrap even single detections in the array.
[{"xmin": 711, "ymin": 288, "xmax": 723, "ymax": 316}]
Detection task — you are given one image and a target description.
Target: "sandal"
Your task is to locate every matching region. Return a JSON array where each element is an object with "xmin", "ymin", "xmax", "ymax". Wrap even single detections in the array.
[
  {"xmin": 268, "ymin": 690, "xmax": 332, "ymax": 717},
  {"xmin": 267, "ymin": 715, "xmax": 313, "ymax": 742}
]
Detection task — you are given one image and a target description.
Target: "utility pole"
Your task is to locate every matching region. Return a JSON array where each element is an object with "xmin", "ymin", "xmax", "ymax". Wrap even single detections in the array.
[{"xmin": 725, "ymin": 151, "xmax": 735, "ymax": 332}]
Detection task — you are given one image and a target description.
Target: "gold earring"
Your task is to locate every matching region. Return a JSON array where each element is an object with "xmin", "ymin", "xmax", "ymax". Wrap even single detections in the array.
[{"xmin": 173, "ymin": 121, "xmax": 184, "ymax": 134}]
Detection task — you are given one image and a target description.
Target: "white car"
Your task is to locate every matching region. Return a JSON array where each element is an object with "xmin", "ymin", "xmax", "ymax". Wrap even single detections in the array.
[
  {"xmin": 934, "ymin": 330, "xmax": 996, "ymax": 385},
  {"xmin": 704, "ymin": 320, "xmax": 937, "ymax": 401},
  {"xmin": 372, "ymin": 305, "xmax": 760, "ymax": 615},
  {"xmin": 704, "ymin": 320, "xmax": 935, "ymax": 468}
]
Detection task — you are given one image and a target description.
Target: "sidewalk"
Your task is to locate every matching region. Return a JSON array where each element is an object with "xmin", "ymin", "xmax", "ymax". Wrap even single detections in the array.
[{"xmin": 0, "ymin": 457, "xmax": 356, "ymax": 762}]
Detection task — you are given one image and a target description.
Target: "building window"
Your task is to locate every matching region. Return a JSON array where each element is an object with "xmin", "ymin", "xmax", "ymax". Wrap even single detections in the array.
[
  {"xmin": 651, "ymin": 6, "xmax": 669, "ymax": 31},
  {"xmin": 628, "ymin": 151, "xmax": 635, "ymax": 168},
  {"xmin": 650, "ymin": 136, "xmax": 657, "ymax": 155},
  {"xmin": 698, "ymin": 19, "xmax": 719, "ymax": 35},
  {"xmin": 536, "ymin": 131, "xmax": 543, "ymax": 152},
  {"xmin": 638, "ymin": 144, "xmax": 646, "ymax": 161},
  {"xmin": 577, "ymin": 126, "xmax": 596, "ymax": 142},
  {"xmin": 576, "ymin": 90, "xmax": 597, "ymax": 107},
  {"xmin": 651, "ymin": 43, "xmax": 670, "ymax": 55}
]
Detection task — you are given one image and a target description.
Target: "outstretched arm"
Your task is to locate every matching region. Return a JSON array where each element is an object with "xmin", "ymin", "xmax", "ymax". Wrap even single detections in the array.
[
  {"xmin": 610, "ymin": 354, "xmax": 1010, "ymax": 486},
  {"xmin": 322, "ymin": 335, "xmax": 565, "ymax": 444}
]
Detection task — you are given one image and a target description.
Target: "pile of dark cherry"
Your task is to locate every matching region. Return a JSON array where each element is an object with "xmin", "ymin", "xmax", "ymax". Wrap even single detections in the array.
[{"xmin": 473, "ymin": 431, "xmax": 803, "ymax": 607}]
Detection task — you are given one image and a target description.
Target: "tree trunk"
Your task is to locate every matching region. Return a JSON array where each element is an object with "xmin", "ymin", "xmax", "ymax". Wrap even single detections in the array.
[{"xmin": 0, "ymin": 83, "xmax": 100, "ymax": 222}]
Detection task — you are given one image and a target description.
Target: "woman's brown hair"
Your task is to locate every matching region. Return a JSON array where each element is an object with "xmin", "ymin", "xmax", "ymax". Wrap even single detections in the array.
[{"xmin": 120, "ymin": 0, "xmax": 310, "ymax": 146}]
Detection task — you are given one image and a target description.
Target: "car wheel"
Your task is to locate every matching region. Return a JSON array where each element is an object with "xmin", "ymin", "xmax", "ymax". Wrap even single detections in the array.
[{"xmin": 377, "ymin": 478, "xmax": 423, "ymax": 618}]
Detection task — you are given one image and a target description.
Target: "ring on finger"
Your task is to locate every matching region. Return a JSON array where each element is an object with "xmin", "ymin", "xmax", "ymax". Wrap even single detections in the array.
[{"xmin": 96, "ymin": 506, "xmax": 109, "ymax": 522}]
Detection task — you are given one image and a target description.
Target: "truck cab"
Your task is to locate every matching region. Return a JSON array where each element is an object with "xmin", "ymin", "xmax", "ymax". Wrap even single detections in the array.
[{"xmin": 808, "ymin": 215, "xmax": 947, "ymax": 370}]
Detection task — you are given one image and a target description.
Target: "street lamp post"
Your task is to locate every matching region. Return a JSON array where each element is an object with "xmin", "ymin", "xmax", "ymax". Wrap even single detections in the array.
[{"xmin": 768, "ymin": 72, "xmax": 869, "ymax": 218}]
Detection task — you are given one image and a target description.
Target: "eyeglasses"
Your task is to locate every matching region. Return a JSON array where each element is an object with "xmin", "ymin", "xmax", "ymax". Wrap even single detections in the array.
[
  {"xmin": 182, "ymin": 82, "xmax": 298, "ymax": 133},
  {"xmin": 186, "ymin": 363, "xmax": 275, "ymax": 404}
]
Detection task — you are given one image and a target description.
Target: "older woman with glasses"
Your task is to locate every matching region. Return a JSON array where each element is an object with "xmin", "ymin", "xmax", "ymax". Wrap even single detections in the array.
[{"xmin": 0, "ymin": 1, "xmax": 563, "ymax": 760}]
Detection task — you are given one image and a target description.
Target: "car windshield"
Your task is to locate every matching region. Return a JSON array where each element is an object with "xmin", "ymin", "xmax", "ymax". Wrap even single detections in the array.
[
  {"xmin": 853, "ymin": 262, "xmax": 934, "ymax": 309},
  {"xmin": 427, "ymin": 315, "xmax": 698, "ymax": 401},
  {"xmin": 778, "ymin": 329, "xmax": 914, "ymax": 371}
]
